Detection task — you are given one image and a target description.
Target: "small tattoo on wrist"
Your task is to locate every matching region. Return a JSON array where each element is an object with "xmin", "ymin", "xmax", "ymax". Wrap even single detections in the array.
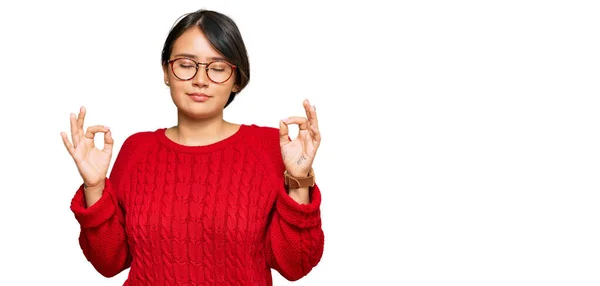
[{"xmin": 297, "ymin": 155, "xmax": 306, "ymax": 165}]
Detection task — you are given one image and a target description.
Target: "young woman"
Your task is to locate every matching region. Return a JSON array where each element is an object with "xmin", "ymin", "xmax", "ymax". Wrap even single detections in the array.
[{"xmin": 61, "ymin": 9, "xmax": 324, "ymax": 285}]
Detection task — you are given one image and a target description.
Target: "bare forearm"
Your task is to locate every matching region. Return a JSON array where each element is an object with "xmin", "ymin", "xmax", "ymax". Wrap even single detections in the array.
[
  {"xmin": 287, "ymin": 186, "xmax": 310, "ymax": 204},
  {"xmin": 84, "ymin": 183, "xmax": 105, "ymax": 208}
]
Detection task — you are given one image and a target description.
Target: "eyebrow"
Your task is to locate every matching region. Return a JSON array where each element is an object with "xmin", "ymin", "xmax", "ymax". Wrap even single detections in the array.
[{"xmin": 172, "ymin": 53, "xmax": 228, "ymax": 62}]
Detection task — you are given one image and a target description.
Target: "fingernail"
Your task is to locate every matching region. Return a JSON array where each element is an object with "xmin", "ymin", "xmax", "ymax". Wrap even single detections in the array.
[
  {"xmin": 282, "ymin": 118, "xmax": 289, "ymax": 123},
  {"xmin": 313, "ymin": 105, "xmax": 316, "ymax": 111},
  {"xmin": 105, "ymin": 126, "xmax": 110, "ymax": 129}
]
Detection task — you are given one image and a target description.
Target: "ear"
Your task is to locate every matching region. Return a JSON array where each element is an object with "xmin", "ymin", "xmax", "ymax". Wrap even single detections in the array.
[
  {"xmin": 232, "ymin": 84, "xmax": 240, "ymax": 93},
  {"xmin": 162, "ymin": 64, "xmax": 169, "ymax": 86}
]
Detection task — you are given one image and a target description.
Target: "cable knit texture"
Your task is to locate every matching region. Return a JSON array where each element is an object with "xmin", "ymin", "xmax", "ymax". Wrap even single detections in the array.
[{"xmin": 70, "ymin": 124, "xmax": 324, "ymax": 285}]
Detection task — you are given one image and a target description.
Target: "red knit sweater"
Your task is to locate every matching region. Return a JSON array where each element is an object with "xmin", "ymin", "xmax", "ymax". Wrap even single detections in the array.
[{"xmin": 70, "ymin": 124, "xmax": 324, "ymax": 285}]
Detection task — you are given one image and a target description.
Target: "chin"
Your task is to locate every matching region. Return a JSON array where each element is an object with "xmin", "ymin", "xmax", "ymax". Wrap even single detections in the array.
[
  {"xmin": 172, "ymin": 95, "xmax": 227, "ymax": 118},
  {"xmin": 180, "ymin": 105, "xmax": 224, "ymax": 120}
]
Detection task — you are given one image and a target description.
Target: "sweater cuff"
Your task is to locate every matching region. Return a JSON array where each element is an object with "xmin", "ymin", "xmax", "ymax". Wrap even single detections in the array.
[
  {"xmin": 70, "ymin": 178, "xmax": 116, "ymax": 229},
  {"xmin": 276, "ymin": 183, "xmax": 322, "ymax": 228}
]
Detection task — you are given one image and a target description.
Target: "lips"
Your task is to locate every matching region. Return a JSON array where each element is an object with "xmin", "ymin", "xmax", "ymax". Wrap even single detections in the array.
[{"xmin": 187, "ymin": 93, "xmax": 211, "ymax": 102}]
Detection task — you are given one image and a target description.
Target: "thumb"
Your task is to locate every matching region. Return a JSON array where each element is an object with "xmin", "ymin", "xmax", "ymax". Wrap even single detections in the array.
[
  {"xmin": 279, "ymin": 119, "xmax": 292, "ymax": 145},
  {"xmin": 102, "ymin": 129, "xmax": 114, "ymax": 154}
]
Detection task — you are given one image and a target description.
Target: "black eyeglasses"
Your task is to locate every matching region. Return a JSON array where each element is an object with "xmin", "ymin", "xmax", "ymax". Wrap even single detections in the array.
[{"xmin": 168, "ymin": 58, "xmax": 237, "ymax": 83}]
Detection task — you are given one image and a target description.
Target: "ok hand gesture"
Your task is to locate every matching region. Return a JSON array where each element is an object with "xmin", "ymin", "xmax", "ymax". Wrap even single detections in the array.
[
  {"xmin": 60, "ymin": 107, "xmax": 113, "ymax": 189},
  {"xmin": 279, "ymin": 99, "xmax": 321, "ymax": 178}
]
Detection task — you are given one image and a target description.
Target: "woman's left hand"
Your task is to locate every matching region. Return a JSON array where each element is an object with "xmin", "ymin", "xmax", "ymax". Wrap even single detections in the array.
[{"xmin": 279, "ymin": 99, "xmax": 321, "ymax": 178}]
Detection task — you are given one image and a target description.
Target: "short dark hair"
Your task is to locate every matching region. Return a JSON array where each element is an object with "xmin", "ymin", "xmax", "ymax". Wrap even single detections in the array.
[{"xmin": 161, "ymin": 9, "xmax": 250, "ymax": 108}]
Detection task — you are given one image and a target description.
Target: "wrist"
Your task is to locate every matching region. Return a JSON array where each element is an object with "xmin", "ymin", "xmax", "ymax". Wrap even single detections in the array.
[
  {"xmin": 287, "ymin": 186, "xmax": 310, "ymax": 204},
  {"xmin": 286, "ymin": 168, "xmax": 312, "ymax": 178},
  {"xmin": 84, "ymin": 180, "xmax": 105, "ymax": 194},
  {"xmin": 284, "ymin": 168, "xmax": 315, "ymax": 189},
  {"xmin": 83, "ymin": 180, "xmax": 105, "ymax": 208}
]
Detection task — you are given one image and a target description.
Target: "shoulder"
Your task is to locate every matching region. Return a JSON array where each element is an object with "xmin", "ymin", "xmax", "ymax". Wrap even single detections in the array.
[
  {"xmin": 120, "ymin": 130, "xmax": 156, "ymax": 150},
  {"xmin": 112, "ymin": 129, "xmax": 160, "ymax": 161},
  {"xmin": 107, "ymin": 130, "xmax": 155, "ymax": 179},
  {"xmin": 244, "ymin": 124, "xmax": 280, "ymax": 150},
  {"xmin": 123, "ymin": 130, "xmax": 154, "ymax": 143},
  {"xmin": 244, "ymin": 123, "xmax": 284, "ymax": 169}
]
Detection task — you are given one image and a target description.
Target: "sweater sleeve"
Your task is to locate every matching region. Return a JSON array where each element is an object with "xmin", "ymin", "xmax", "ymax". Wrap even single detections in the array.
[
  {"xmin": 69, "ymin": 134, "xmax": 138, "ymax": 277},
  {"xmin": 261, "ymin": 127, "xmax": 325, "ymax": 281},
  {"xmin": 266, "ymin": 183, "xmax": 325, "ymax": 281}
]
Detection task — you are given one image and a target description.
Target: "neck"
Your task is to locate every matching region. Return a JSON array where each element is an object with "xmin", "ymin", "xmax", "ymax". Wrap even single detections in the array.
[{"xmin": 171, "ymin": 110, "xmax": 234, "ymax": 146}]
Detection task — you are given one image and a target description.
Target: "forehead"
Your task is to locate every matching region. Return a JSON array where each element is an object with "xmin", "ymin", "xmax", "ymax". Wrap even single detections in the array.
[{"xmin": 171, "ymin": 27, "xmax": 223, "ymax": 60}]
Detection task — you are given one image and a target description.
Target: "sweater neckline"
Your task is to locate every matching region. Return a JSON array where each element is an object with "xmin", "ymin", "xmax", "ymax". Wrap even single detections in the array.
[{"xmin": 154, "ymin": 124, "xmax": 251, "ymax": 153}]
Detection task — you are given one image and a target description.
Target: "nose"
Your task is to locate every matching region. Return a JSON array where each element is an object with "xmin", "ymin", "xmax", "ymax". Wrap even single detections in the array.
[{"xmin": 192, "ymin": 64, "xmax": 210, "ymax": 87}]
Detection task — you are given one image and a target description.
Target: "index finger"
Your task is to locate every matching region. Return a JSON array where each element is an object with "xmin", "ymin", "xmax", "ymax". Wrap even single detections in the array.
[
  {"xmin": 85, "ymin": 125, "xmax": 110, "ymax": 140},
  {"xmin": 283, "ymin": 116, "xmax": 309, "ymax": 130}
]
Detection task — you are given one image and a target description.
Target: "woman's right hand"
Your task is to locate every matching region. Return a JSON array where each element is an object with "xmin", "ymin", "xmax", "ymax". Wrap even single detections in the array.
[{"xmin": 61, "ymin": 106, "xmax": 114, "ymax": 192}]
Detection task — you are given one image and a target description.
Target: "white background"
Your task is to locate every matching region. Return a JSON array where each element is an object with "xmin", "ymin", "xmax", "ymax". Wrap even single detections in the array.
[{"xmin": 1, "ymin": 0, "xmax": 599, "ymax": 285}]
